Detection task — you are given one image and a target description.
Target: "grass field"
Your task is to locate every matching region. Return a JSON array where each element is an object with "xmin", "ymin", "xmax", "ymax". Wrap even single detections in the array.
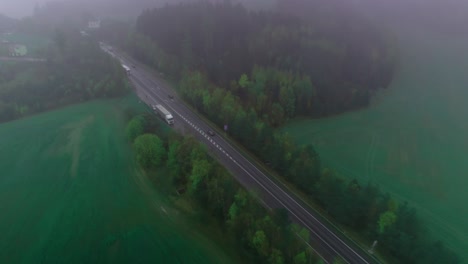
[
  {"xmin": 283, "ymin": 24, "xmax": 468, "ymax": 262},
  {"xmin": 0, "ymin": 96, "xmax": 235, "ymax": 264}
]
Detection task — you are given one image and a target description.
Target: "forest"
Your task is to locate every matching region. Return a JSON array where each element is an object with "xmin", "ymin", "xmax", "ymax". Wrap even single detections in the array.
[
  {"xmin": 0, "ymin": 25, "xmax": 129, "ymax": 123},
  {"xmin": 130, "ymin": 1, "xmax": 396, "ymax": 119},
  {"xmin": 116, "ymin": 2, "xmax": 460, "ymax": 263}
]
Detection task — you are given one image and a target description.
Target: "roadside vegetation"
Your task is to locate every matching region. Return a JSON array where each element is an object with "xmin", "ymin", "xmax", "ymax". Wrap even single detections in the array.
[
  {"xmin": 105, "ymin": 1, "xmax": 460, "ymax": 263},
  {"xmin": 125, "ymin": 113, "xmax": 321, "ymax": 264}
]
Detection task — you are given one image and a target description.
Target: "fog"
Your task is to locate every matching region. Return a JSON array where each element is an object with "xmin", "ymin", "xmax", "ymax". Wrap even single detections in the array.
[
  {"xmin": 1, "ymin": 0, "xmax": 468, "ymax": 263},
  {"xmin": 0, "ymin": 0, "xmax": 176, "ymax": 19},
  {"xmin": 2, "ymin": 0, "xmax": 467, "ymax": 31},
  {"xmin": 0, "ymin": 0, "xmax": 48, "ymax": 18},
  {"xmin": 351, "ymin": 0, "xmax": 468, "ymax": 36}
]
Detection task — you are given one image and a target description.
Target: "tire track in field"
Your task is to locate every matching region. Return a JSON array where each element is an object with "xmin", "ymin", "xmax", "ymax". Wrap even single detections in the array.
[{"xmin": 366, "ymin": 132, "xmax": 378, "ymax": 181}]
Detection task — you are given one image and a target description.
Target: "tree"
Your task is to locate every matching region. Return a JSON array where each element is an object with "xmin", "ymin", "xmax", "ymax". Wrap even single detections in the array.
[
  {"xmin": 288, "ymin": 145, "xmax": 320, "ymax": 192},
  {"xmin": 166, "ymin": 141, "xmax": 182, "ymax": 182},
  {"xmin": 133, "ymin": 134, "xmax": 165, "ymax": 168},
  {"xmin": 239, "ymin": 73, "xmax": 249, "ymax": 88},
  {"xmin": 220, "ymin": 91, "xmax": 239, "ymax": 124},
  {"xmin": 269, "ymin": 103, "xmax": 285, "ymax": 126},
  {"xmin": 228, "ymin": 201, "xmax": 239, "ymax": 221},
  {"xmin": 269, "ymin": 248, "xmax": 285, "ymax": 264},
  {"xmin": 378, "ymin": 211, "xmax": 397, "ymax": 234},
  {"xmin": 298, "ymin": 228, "xmax": 310, "ymax": 242},
  {"xmin": 279, "ymin": 84, "xmax": 296, "ymax": 118},
  {"xmin": 294, "ymin": 76, "xmax": 315, "ymax": 115},
  {"xmin": 125, "ymin": 116, "xmax": 144, "ymax": 142},
  {"xmin": 294, "ymin": 251, "xmax": 307, "ymax": 264},
  {"xmin": 189, "ymin": 159, "xmax": 212, "ymax": 194},
  {"xmin": 252, "ymin": 230, "xmax": 269, "ymax": 257}
]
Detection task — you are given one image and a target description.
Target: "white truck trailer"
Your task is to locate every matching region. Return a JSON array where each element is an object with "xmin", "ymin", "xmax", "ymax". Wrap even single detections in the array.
[
  {"xmin": 153, "ymin": 104, "xmax": 174, "ymax": 125},
  {"xmin": 122, "ymin": 64, "xmax": 131, "ymax": 74}
]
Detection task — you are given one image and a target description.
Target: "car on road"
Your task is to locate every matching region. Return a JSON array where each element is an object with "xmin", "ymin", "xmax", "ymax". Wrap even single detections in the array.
[
  {"xmin": 168, "ymin": 94, "xmax": 174, "ymax": 100},
  {"xmin": 132, "ymin": 64, "xmax": 136, "ymax": 68},
  {"xmin": 207, "ymin": 130, "xmax": 215, "ymax": 137}
]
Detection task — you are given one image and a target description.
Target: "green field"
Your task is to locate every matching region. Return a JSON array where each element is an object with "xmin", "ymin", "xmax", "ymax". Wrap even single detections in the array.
[
  {"xmin": 0, "ymin": 32, "xmax": 50, "ymax": 56},
  {"xmin": 0, "ymin": 96, "xmax": 234, "ymax": 263},
  {"xmin": 283, "ymin": 25, "xmax": 468, "ymax": 261}
]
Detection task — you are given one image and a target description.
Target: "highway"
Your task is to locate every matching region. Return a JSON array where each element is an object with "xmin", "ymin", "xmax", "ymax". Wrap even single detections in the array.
[{"xmin": 103, "ymin": 44, "xmax": 375, "ymax": 264}]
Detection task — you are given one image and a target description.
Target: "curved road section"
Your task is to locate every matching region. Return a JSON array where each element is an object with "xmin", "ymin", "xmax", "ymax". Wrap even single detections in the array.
[{"xmin": 105, "ymin": 44, "xmax": 376, "ymax": 264}]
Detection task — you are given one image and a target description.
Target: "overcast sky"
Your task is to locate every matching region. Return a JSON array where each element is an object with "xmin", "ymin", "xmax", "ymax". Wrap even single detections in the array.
[
  {"xmin": 0, "ymin": 0, "xmax": 178, "ymax": 19},
  {"xmin": 0, "ymin": 0, "xmax": 51, "ymax": 18}
]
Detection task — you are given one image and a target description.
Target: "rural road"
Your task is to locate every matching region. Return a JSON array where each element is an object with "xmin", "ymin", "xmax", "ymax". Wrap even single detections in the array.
[{"xmin": 101, "ymin": 43, "xmax": 376, "ymax": 264}]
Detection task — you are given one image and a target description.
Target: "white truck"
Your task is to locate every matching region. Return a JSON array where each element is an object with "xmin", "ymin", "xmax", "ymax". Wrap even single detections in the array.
[
  {"xmin": 122, "ymin": 64, "xmax": 131, "ymax": 75},
  {"xmin": 153, "ymin": 104, "xmax": 174, "ymax": 125}
]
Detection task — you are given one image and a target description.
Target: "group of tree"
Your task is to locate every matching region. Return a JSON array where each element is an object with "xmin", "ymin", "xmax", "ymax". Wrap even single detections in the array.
[
  {"xmin": 126, "ymin": 1, "xmax": 396, "ymax": 118},
  {"xmin": 125, "ymin": 114, "xmax": 322, "ymax": 264},
  {"xmin": 0, "ymin": 24, "xmax": 129, "ymax": 123},
  {"xmin": 116, "ymin": 2, "xmax": 458, "ymax": 263}
]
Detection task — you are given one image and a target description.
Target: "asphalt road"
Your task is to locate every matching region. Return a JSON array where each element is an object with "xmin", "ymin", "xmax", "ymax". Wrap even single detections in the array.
[{"xmin": 103, "ymin": 44, "xmax": 376, "ymax": 264}]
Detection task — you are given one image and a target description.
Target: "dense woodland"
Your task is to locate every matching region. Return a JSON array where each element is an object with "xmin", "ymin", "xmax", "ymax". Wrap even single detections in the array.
[
  {"xmin": 129, "ymin": 1, "xmax": 396, "ymax": 119},
  {"xmin": 117, "ymin": 2, "xmax": 459, "ymax": 263},
  {"xmin": 0, "ymin": 26, "xmax": 129, "ymax": 123},
  {"xmin": 126, "ymin": 113, "xmax": 320, "ymax": 264}
]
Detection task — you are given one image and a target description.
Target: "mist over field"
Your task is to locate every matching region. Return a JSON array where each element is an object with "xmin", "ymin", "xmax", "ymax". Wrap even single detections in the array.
[
  {"xmin": 0, "ymin": 0, "xmax": 172, "ymax": 18},
  {"xmin": 3, "ymin": 0, "xmax": 467, "ymax": 31},
  {"xmin": 1, "ymin": 0, "xmax": 468, "ymax": 263}
]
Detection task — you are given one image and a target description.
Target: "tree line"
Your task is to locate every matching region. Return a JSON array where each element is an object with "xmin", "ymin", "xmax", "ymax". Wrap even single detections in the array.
[
  {"xmin": 125, "ymin": 113, "xmax": 322, "ymax": 264},
  {"xmin": 0, "ymin": 25, "xmax": 129, "ymax": 123}
]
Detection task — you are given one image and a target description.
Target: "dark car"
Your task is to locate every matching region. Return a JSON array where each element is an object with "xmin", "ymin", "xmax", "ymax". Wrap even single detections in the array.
[
  {"xmin": 207, "ymin": 130, "xmax": 215, "ymax": 137},
  {"xmin": 168, "ymin": 94, "xmax": 174, "ymax": 99},
  {"xmin": 132, "ymin": 64, "xmax": 136, "ymax": 69}
]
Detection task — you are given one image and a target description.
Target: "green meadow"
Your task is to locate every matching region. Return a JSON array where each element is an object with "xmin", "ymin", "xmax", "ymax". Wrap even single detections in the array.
[
  {"xmin": 0, "ymin": 96, "xmax": 234, "ymax": 263},
  {"xmin": 283, "ymin": 25, "xmax": 468, "ymax": 261}
]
